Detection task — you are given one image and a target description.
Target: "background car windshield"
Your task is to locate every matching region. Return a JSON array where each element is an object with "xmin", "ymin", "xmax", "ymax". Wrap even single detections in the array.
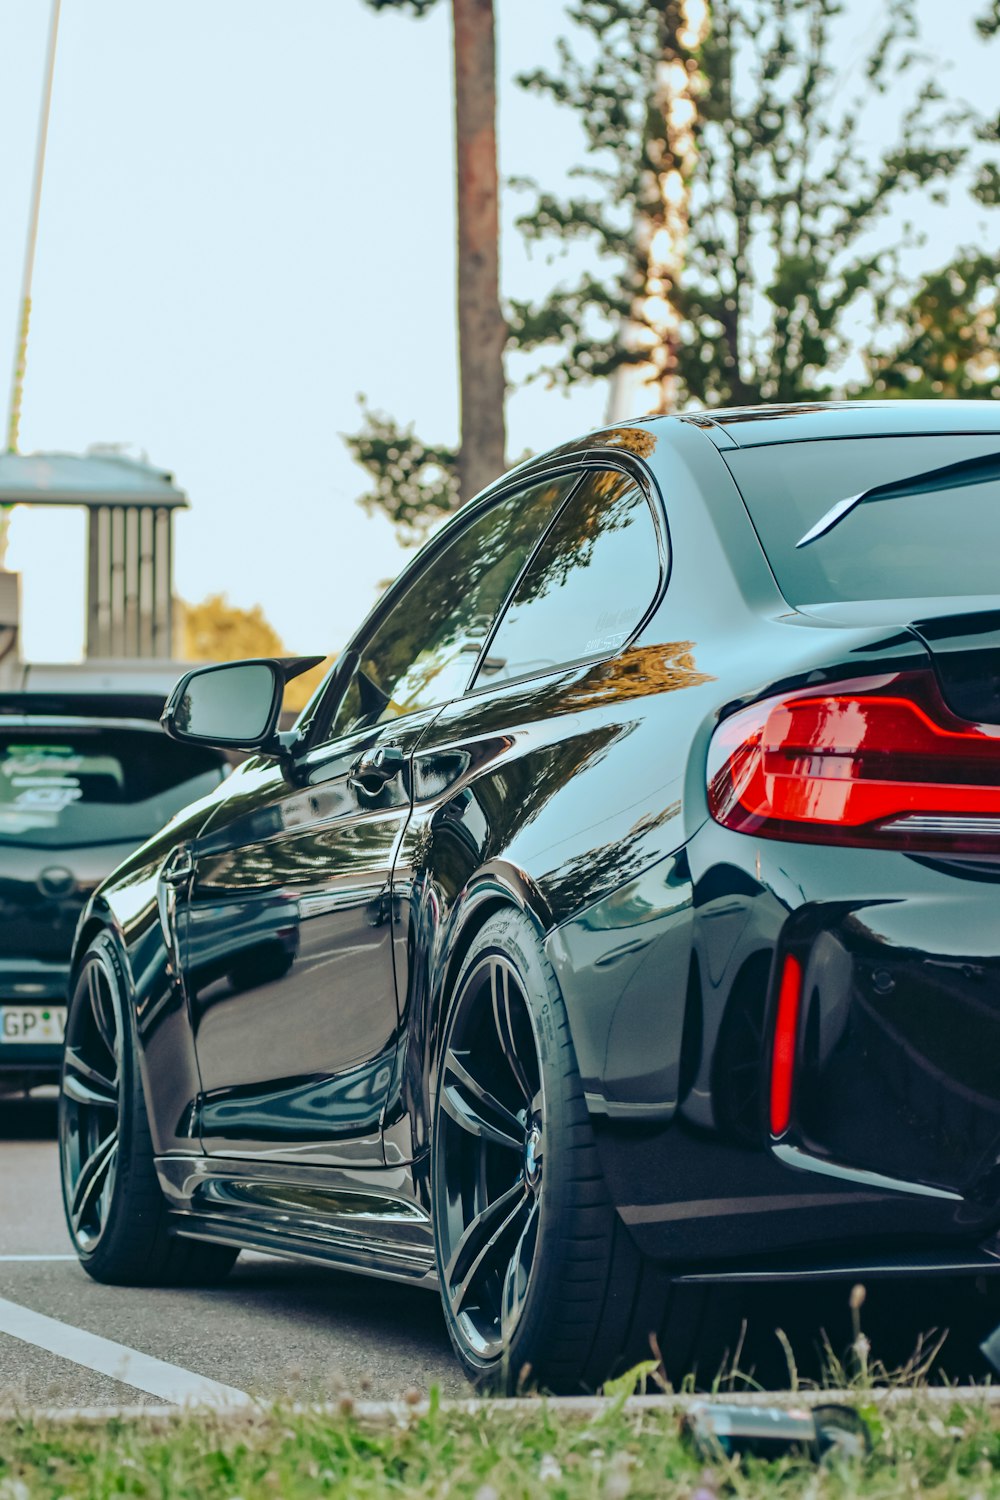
[
  {"xmin": 0, "ymin": 729, "xmax": 225, "ymax": 847},
  {"xmin": 727, "ymin": 434, "xmax": 1000, "ymax": 606}
]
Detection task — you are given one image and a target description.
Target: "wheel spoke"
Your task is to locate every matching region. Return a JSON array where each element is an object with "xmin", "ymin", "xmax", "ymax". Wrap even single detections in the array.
[
  {"xmin": 442, "ymin": 1048, "xmax": 524, "ymax": 1151},
  {"xmin": 62, "ymin": 1046, "xmax": 117, "ymax": 1108},
  {"xmin": 444, "ymin": 1178, "xmax": 528, "ymax": 1317},
  {"xmin": 70, "ymin": 1128, "xmax": 119, "ymax": 1231},
  {"xmin": 501, "ymin": 1197, "xmax": 539, "ymax": 1343},
  {"xmin": 490, "ymin": 960, "xmax": 533, "ymax": 1105},
  {"xmin": 87, "ymin": 964, "xmax": 116, "ymax": 1059}
]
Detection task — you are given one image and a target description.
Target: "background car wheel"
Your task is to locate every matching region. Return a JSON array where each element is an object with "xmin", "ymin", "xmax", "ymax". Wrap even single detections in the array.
[
  {"xmin": 59, "ymin": 931, "xmax": 237, "ymax": 1286},
  {"xmin": 431, "ymin": 909, "xmax": 731, "ymax": 1394}
]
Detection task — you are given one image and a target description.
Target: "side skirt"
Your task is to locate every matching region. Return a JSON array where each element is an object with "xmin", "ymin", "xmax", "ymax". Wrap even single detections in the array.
[{"xmin": 156, "ymin": 1154, "xmax": 438, "ymax": 1288}]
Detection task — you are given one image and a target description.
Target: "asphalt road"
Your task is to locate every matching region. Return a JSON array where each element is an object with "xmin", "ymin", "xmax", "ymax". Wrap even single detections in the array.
[
  {"xmin": 0, "ymin": 1093, "xmax": 466, "ymax": 1409},
  {"xmin": 2, "ymin": 1093, "xmax": 998, "ymax": 1410}
]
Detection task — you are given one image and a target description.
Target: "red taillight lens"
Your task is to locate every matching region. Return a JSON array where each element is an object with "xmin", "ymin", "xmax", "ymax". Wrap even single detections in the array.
[
  {"xmin": 708, "ymin": 672, "xmax": 1000, "ymax": 851},
  {"xmin": 770, "ymin": 954, "xmax": 802, "ymax": 1137}
]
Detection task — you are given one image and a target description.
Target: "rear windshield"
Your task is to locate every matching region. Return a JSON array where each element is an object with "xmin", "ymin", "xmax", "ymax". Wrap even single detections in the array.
[
  {"xmin": 726, "ymin": 434, "xmax": 1000, "ymax": 606},
  {"xmin": 0, "ymin": 728, "xmax": 225, "ymax": 847}
]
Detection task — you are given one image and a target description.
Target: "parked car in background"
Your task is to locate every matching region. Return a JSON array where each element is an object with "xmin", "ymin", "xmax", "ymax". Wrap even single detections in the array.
[
  {"xmin": 58, "ymin": 401, "xmax": 1000, "ymax": 1393},
  {"xmin": 0, "ymin": 691, "xmax": 228, "ymax": 1093}
]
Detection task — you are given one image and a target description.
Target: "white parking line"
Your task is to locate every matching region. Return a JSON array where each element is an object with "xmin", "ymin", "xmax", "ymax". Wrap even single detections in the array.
[
  {"xmin": 0, "ymin": 1255, "xmax": 76, "ymax": 1262},
  {"xmin": 0, "ymin": 1296, "xmax": 251, "ymax": 1407}
]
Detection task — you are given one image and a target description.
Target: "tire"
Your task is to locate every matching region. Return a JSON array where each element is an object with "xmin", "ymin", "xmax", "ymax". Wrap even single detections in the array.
[
  {"xmin": 431, "ymin": 908, "xmax": 729, "ymax": 1394},
  {"xmin": 58, "ymin": 931, "xmax": 238, "ymax": 1287}
]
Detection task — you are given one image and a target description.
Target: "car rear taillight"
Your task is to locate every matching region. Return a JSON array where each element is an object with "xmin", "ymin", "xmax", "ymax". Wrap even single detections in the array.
[{"xmin": 708, "ymin": 671, "xmax": 1000, "ymax": 852}]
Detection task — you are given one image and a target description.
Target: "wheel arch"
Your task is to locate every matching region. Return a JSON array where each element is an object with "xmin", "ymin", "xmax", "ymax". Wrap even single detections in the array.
[
  {"xmin": 70, "ymin": 913, "xmax": 114, "ymax": 992},
  {"xmin": 439, "ymin": 865, "xmax": 551, "ymax": 1006},
  {"xmin": 413, "ymin": 862, "xmax": 555, "ymax": 1128}
]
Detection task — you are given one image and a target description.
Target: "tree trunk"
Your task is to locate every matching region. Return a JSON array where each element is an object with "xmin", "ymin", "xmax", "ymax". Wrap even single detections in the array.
[{"xmin": 452, "ymin": 0, "xmax": 506, "ymax": 502}]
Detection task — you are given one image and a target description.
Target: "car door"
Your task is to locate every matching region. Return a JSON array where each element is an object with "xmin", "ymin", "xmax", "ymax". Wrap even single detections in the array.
[{"xmin": 181, "ymin": 473, "xmax": 577, "ymax": 1164}]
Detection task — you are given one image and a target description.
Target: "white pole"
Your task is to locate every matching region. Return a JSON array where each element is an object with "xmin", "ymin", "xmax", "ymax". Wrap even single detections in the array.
[{"xmin": 6, "ymin": 0, "xmax": 63, "ymax": 455}]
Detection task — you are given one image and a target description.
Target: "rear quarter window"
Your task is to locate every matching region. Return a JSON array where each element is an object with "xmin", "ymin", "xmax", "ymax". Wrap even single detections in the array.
[{"xmin": 472, "ymin": 469, "xmax": 661, "ymax": 687}]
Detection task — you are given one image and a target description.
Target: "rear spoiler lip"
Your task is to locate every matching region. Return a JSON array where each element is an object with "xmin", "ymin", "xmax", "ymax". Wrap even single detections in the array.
[{"xmin": 909, "ymin": 607, "xmax": 1000, "ymax": 726}]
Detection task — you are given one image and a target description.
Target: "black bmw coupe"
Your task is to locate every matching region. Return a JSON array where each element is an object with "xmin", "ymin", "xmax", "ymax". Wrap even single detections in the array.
[{"xmin": 59, "ymin": 401, "xmax": 1000, "ymax": 1391}]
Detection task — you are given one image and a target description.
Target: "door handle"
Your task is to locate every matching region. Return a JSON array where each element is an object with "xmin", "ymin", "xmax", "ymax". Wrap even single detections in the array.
[
  {"xmin": 348, "ymin": 743, "xmax": 405, "ymax": 791},
  {"xmin": 162, "ymin": 848, "xmax": 194, "ymax": 887}
]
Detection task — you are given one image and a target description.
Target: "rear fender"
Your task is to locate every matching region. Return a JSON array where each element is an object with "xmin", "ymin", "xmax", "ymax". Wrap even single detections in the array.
[{"xmin": 384, "ymin": 862, "xmax": 549, "ymax": 1167}]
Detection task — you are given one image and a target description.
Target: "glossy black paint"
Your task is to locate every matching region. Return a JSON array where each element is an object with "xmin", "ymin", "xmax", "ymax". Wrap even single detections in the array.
[{"xmin": 75, "ymin": 402, "xmax": 1000, "ymax": 1289}]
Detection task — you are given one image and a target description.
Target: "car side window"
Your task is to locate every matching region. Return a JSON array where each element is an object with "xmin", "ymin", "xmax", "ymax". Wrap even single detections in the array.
[
  {"xmin": 326, "ymin": 473, "xmax": 578, "ymax": 739},
  {"xmin": 472, "ymin": 468, "xmax": 660, "ymax": 689}
]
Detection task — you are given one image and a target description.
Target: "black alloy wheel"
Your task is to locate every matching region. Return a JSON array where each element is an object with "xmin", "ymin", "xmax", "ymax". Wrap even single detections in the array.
[
  {"xmin": 60, "ymin": 946, "xmax": 122, "ymax": 1251},
  {"xmin": 434, "ymin": 948, "xmax": 545, "ymax": 1366},
  {"xmin": 58, "ymin": 931, "xmax": 237, "ymax": 1286},
  {"xmin": 432, "ymin": 910, "xmax": 737, "ymax": 1393}
]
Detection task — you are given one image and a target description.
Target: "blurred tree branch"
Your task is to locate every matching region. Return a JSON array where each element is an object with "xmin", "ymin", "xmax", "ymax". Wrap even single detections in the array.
[
  {"xmin": 344, "ymin": 400, "xmax": 460, "ymax": 546},
  {"xmin": 352, "ymin": 0, "xmax": 505, "ymax": 540},
  {"xmin": 976, "ymin": 1, "xmax": 1000, "ymax": 38}
]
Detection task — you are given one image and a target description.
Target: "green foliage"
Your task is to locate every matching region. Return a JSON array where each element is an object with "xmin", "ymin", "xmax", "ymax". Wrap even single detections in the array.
[
  {"xmin": 511, "ymin": 0, "xmax": 994, "ymax": 408},
  {"xmin": 977, "ymin": 1, "xmax": 1000, "ymax": 38},
  {"xmin": 362, "ymin": 0, "xmax": 441, "ymax": 14},
  {"xmin": 864, "ymin": 253, "xmax": 1000, "ymax": 400},
  {"xmin": 344, "ymin": 400, "xmax": 460, "ymax": 545},
  {"xmin": 602, "ymin": 1357, "xmax": 662, "ymax": 1400},
  {"xmin": 5, "ymin": 1396, "xmax": 1000, "ymax": 1497}
]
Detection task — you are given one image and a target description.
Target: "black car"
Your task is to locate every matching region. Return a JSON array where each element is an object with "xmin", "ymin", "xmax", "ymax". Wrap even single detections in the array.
[
  {"xmin": 59, "ymin": 401, "xmax": 1000, "ymax": 1391},
  {"xmin": 0, "ymin": 694, "xmax": 228, "ymax": 1093}
]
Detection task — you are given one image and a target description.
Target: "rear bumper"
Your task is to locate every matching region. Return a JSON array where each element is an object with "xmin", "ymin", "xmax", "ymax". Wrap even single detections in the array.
[{"xmin": 555, "ymin": 826, "xmax": 1000, "ymax": 1267}]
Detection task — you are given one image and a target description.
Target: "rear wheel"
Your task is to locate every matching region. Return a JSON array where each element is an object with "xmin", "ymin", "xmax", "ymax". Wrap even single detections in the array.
[
  {"xmin": 59, "ymin": 931, "xmax": 237, "ymax": 1286},
  {"xmin": 431, "ymin": 909, "xmax": 724, "ymax": 1393}
]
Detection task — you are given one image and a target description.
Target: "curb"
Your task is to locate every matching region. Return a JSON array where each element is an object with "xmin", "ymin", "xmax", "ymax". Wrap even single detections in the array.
[{"xmin": 3, "ymin": 1384, "xmax": 999, "ymax": 1424}]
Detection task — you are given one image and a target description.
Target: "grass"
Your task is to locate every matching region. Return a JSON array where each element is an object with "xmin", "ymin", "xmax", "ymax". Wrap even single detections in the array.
[
  {"xmin": 1, "ymin": 1389, "xmax": 1000, "ymax": 1498},
  {"xmin": 3, "ymin": 1288, "xmax": 999, "ymax": 1497}
]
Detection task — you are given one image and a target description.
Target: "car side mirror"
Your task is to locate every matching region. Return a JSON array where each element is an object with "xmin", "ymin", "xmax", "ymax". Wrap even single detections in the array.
[{"xmin": 161, "ymin": 657, "xmax": 325, "ymax": 753}]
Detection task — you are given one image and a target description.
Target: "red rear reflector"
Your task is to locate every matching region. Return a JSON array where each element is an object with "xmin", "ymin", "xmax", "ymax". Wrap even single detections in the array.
[
  {"xmin": 770, "ymin": 954, "xmax": 802, "ymax": 1137},
  {"xmin": 707, "ymin": 671, "xmax": 1000, "ymax": 851}
]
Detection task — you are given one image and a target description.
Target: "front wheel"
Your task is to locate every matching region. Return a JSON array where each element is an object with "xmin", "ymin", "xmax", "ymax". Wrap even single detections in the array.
[
  {"xmin": 59, "ymin": 931, "xmax": 237, "ymax": 1286},
  {"xmin": 432, "ymin": 909, "xmax": 689, "ymax": 1393}
]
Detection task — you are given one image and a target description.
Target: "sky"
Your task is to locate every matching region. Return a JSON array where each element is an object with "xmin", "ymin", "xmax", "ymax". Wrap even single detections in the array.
[{"xmin": 0, "ymin": 0, "xmax": 996, "ymax": 662}]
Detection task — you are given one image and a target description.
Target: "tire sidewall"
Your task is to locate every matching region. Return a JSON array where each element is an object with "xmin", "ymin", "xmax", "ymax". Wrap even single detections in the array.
[{"xmin": 59, "ymin": 931, "xmax": 143, "ymax": 1272}]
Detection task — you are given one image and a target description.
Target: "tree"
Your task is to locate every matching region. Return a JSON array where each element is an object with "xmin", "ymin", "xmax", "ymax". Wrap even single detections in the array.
[
  {"xmin": 864, "ymin": 6, "xmax": 1000, "ymax": 398},
  {"xmin": 178, "ymin": 594, "xmax": 331, "ymax": 713},
  {"xmin": 511, "ymin": 0, "xmax": 987, "ymax": 410},
  {"xmin": 352, "ymin": 0, "xmax": 506, "ymax": 537},
  {"xmin": 178, "ymin": 593, "xmax": 286, "ymax": 663},
  {"xmin": 978, "ymin": 1, "xmax": 1000, "ymax": 39},
  {"xmin": 345, "ymin": 401, "xmax": 460, "ymax": 546},
  {"xmin": 864, "ymin": 253, "xmax": 1000, "ymax": 400}
]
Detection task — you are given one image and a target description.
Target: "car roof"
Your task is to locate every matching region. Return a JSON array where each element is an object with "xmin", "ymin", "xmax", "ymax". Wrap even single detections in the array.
[
  {"xmin": 0, "ymin": 691, "xmax": 166, "ymax": 723},
  {"xmin": 0, "ymin": 715, "xmax": 168, "ymax": 733},
  {"xmin": 677, "ymin": 399, "xmax": 1000, "ymax": 448}
]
